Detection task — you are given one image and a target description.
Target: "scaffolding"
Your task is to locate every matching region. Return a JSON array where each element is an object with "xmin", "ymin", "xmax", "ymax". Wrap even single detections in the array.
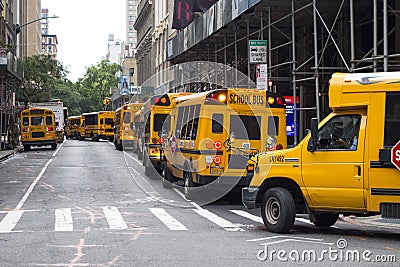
[{"xmin": 168, "ymin": 0, "xmax": 400, "ymax": 144}]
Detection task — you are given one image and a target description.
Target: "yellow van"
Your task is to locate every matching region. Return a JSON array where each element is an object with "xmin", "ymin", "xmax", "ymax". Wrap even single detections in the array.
[
  {"xmin": 114, "ymin": 103, "xmax": 144, "ymax": 150},
  {"xmin": 242, "ymin": 72, "xmax": 400, "ymax": 233},
  {"xmin": 82, "ymin": 111, "xmax": 115, "ymax": 141},
  {"xmin": 161, "ymin": 88, "xmax": 287, "ymax": 200},
  {"xmin": 65, "ymin": 115, "xmax": 84, "ymax": 140},
  {"xmin": 20, "ymin": 107, "xmax": 57, "ymax": 150}
]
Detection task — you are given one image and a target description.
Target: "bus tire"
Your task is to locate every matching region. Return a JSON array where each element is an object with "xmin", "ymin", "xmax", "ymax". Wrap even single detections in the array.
[
  {"xmin": 312, "ymin": 213, "xmax": 338, "ymax": 227},
  {"xmin": 78, "ymin": 134, "xmax": 83, "ymax": 141},
  {"xmin": 109, "ymin": 136, "xmax": 114, "ymax": 142},
  {"xmin": 23, "ymin": 145, "xmax": 30, "ymax": 151},
  {"xmin": 161, "ymin": 164, "xmax": 174, "ymax": 188},
  {"xmin": 51, "ymin": 143, "xmax": 57, "ymax": 150},
  {"xmin": 184, "ymin": 171, "xmax": 195, "ymax": 200},
  {"xmin": 261, "ymin": 187, "xmax": 295, "ymax": 233}
]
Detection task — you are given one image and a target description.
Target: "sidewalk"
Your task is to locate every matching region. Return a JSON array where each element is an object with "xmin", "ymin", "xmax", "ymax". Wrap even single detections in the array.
[{"xmin": 0, "ymin": 145, "xmax": 23, "ymax": 162}]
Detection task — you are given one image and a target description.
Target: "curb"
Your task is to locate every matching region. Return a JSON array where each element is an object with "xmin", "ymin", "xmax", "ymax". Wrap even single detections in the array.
[
  {"xmin": 339, "ymin": 214, "xmax": 400, "ymax": 230},
  {"xmin": 0, "ymin": 146, "xmax": 23, "ymax": 162}
]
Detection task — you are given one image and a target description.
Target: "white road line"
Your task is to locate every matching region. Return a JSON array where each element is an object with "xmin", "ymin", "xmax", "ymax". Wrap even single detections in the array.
[
  {"xmin": 248, "ymin": 235, "xmax": 325, "ymax": 242},
  {"xmin": 172, "ymin": 188, "xmax": 190, "ymax": 202},
  {"xmin": 102, "ymin": 206, "xmax": 128, "ymax": 230},
  {"xmin": 229, "ymin": 210, "xmax": 264, "ymax": 224},
  {"xmin": 54, "ymin": 208, "xmax": 73, "ymax": 232},
  {"xmin": 123, "ymin": 151, "xmax": 142, "ymax": 165},
  {"xmin": 193, "ymin": 208, "xmax": 244, "ymax": 232},
  {"xmin": 295, "ymin": 217, "xmax": 314, "ymax": 225},
  {"xmin": 149, "ymin": 208, "xmax": 188, "ymax": 231},
  {"xmin": 0, "ymin": 210, "xmax": 24, "ymax": 233},
  {"xmin": 14, "ymin": 142, "xmax": 63, "ymax": 211}
]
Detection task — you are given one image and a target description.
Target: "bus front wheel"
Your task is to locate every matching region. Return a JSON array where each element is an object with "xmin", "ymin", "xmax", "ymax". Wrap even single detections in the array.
[{"xmin": 261, "ymin": 187, "xmax": 295, "ymax": 233}]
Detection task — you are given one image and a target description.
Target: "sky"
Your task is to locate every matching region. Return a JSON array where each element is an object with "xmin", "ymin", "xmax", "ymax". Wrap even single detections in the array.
[{"xmin": 41, "ymin": 0, "xmax": 126, "ymax": 82}]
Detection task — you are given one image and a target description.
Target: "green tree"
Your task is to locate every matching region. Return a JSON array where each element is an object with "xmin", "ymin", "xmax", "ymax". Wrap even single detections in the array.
[
  {"xmin": 78, "ymin": 59, "xmax": 121, "ymax": 113},
  {"xmin": 52, "ymin": 79, "xmax": 82, "ymax": 116},
  {"xmin": 20, "ymin": 54, "xmax": 67, "ymax": 107}
]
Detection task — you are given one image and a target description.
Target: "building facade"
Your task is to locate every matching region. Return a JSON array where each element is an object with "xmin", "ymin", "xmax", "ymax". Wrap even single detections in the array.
[{"xmin": 126, "ymin": 0, "xmax": 138, "ymax": 56}]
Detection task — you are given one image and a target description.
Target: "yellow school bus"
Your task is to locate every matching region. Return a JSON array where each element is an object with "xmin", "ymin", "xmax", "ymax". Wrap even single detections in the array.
[
  {"xmin": 242, "ymin": 72, "xmax": 400, "ymax": 233},
  {"xmin": 82, "ymin": 111, "xmax": 115, "ymax": 141},
  {"xmin": 141, "ymin": 92, "xmax": 192, "ymax": 176},
  {"xmin": 20, "ymin": 107, "xmax": 57, "ymax": 150},
  {"xmin": 114, "ymin": 103, "xmax": 144, "ymax": 150},
  {"xmin": 161, "ymin": 88, "xmax": 287, "ymax": 199},
  {"xmin": 133, "ymin": 108, "xmax": 144, "ymax": 156},
  {"xmin": 65, "ymin": 115, "xmax": 84, "ymax": 140}
]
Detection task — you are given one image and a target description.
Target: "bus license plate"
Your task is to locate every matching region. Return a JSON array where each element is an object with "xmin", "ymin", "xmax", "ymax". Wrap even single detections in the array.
[{"xmin": 210, "ymin": 166, "xmax": 224, "ymax": 175}]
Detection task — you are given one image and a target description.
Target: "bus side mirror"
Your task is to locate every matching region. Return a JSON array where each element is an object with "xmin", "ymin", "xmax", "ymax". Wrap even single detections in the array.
[{"xmin": 308, "ymin": 118, "xmax": 318, "ymax": 152}]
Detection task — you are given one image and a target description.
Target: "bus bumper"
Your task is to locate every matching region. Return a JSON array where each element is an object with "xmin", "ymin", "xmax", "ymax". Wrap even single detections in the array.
[
  {"xmin": 242, "ymin": 187, "xmax": 259, "ymax": 209},
  {"xmin": 22, "ymin": 140, "xmax": 56, "ymax": 146},
  {"xmin": 196, "ymin": 175, "xmax": 248, "ymax": 186}
]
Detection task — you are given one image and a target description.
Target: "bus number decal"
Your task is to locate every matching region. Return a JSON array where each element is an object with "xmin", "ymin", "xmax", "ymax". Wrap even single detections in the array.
[{"xmin": 270, "ymin": 155, "xmax": 285, "ymax": 163}]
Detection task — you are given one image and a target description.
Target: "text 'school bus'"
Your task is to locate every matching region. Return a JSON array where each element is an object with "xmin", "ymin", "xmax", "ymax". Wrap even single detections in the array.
[
  {"xmin": 114, "ymin": 102, "xmax": 144, "ymax": 151},
  {"xmin": 139, "ymin": 93, "xmax": 192, "ymax": 176},
  {"xmin": 82, "ymin": 111, "xmax": 115, "ymax": 141},
  {"xmin": 161, "ymin": 88, "xmax": 287, "ymax": 199},
  {"xmin": 242, "ymin": 72, "xmax": 400, "ymax": 234},
  {"xmin": 65, "ymin": 115, "xmax": 84, "ymax": 140},
  {"xmin": 20, "ymin": 107, "xmax": 57, "ymax": 151}
]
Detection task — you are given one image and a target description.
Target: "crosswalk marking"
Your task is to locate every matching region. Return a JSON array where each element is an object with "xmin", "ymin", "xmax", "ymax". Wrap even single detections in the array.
[
  {"xmin": 149, "ymin": 208, "xmax": 188, "ymax": 231},
  {"xmin": 0, "ymin": 210, "xmax": 24, "ymax": 233},
  {"xmin": 54, "ymin": 208, "xmax": 73, "ymax": 232},
  {"xmin": 193, "ymin": 208, "xmax": 244, "ymax": 232},
  {"xmin": 102, "ymin": 206, "xmax": 128, "ymax": 230},
  {"xmin": 229, "ymin": 210, "xmax": 263, "ymax": 224}
]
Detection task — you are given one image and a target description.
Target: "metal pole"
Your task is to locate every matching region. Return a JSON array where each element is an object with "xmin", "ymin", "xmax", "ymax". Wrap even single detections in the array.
[
  {"xmin": 247, "ymin": 20, "xmax": 251, "ymax": 88},
  {"xmin": 350, "ymin": 0, "xmax": 355, "ymax": 71},
  {"xmin": 373, "ymin": 0, "xmax": 378, "ymax": 72},
  {"xmin": 224, "ymin": 35, "xmax": 227, "ymax": 85},
  {"xmin": 0, "ymin": 78, "xmax": 3, "ymax": 150},
  {"xmin": 235, "ymin": 24, "xmax": 238, "ymax": 86},
  {"xmin": 268, "ymin": 7, "xmax": 272, "ymax": 90},
  {"xmin": 383, "ymin": 0, "xmax": 388, "ymax": 71},
  {"xmin": 292, "ymin": 0, "xmax": 298, "ymax": 145},
  {"xmin": 313, "ymin": 0, "xmax": 321, "ymax": 122}
]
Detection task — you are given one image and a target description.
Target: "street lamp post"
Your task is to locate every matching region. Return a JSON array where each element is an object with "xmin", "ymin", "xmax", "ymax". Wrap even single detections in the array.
[{"xmin": 13, "ymin": 15, "xmax": 59, "ymax": 55}]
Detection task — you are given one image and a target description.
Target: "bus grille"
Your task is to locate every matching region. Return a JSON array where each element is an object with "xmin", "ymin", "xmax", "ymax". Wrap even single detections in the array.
[
  {"xmin": 381, "ymin": 203, "xmax": 400, "ymax": 218},
  {"xmin": 228, "ymin": 154, "xmax": 249, "ymax": 169},
  {"xmin": 32, "ymin": 132, "xmax": 45, "ymax": 138}
]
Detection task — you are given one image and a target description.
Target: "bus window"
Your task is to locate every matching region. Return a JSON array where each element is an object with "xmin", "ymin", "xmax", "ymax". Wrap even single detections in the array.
[
  {"xmin": 46, "ymin": 116, "xmax": 53, "ymax": 125},
  {"xmin": 212, "ymin": 114, "xmax": 223, "ymax": 133},
  {"xmin": 268, "ymin": 116, "xmax": 279, "ymax": 136},
  {"xmin": 23, "ymin": 117, "xmax": 29, "ymax": 126},
  {"xmin": 154, "ymin": 114, "xmax": 168, "ymax": 132},
  {"xmin": 176, "ymin": 106, "xmax": 184, "ymax": 137},
  {"xmin": 105, "ymin": 118, "xmax": 113, "ymax": 125},
  {"xmin": 100, "ymin": 118, "xmax": 104, "ymax": 124},
  {"xmin": 123, "ymin": 112, "xmax": 131, "ymax": 124},
  {"xmin": 385, "ymin": 92, "xmax": 400, "ymax": 146},
  {"xmin": 230, "ymin": 115, "xmax": 261, "ymax": 140},
  {"xmin": 31, "ymin": 117, "xmax": 44, "ymax": 126}
]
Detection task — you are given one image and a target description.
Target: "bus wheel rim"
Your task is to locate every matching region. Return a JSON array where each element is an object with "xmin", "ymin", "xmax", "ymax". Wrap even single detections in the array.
[{"xmin": 266, "ymin": 197, "xmax": 280, "ymax": 225}]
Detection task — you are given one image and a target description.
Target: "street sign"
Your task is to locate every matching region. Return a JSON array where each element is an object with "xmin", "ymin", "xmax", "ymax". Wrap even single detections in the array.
[
  {"xmin": 249, "ymin": 40, "xmax": 267, "ymax": 63},
  {"xmin": 391, "ymin": 140, "xmax": 400, "ymax": 171},
  {"xmin": 256, "ymin": 64, "xmax": 268, "ymax": 90}
]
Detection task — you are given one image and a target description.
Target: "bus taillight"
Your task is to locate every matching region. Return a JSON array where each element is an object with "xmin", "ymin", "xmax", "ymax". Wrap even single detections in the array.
[
  {"xmin": 213, "ymin": 156, "xmax": 222, "ymax": 164},
  {"xmin": 22, "ymin": 127, "xmax": 30, "ymax": 133},
  {"xmin": 214, "ymin": 140, "xmax": 222, "ymax": 149},
  {"xmin": 46, "ymin": 127, "xmax": 54, "ymax": 131},
  {"xmin": 124, "ymin": 126, "xmax": 129, "ymax": 131}
]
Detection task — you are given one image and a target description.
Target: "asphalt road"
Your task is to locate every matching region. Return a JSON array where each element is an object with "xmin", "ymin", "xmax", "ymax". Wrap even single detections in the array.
[{"xmin": 0, "ymin": 139, "xmax": 399, "ymax": 266}]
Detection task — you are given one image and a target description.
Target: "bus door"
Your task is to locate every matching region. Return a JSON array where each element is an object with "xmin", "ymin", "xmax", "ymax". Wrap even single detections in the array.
[{"xmin": 227, "ymin": 111, "xmax": 262, "ymax": 174}]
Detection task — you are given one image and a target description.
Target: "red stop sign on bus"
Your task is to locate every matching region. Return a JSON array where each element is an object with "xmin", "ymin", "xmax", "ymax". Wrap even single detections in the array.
[{"xmin": 391, "ymin": 140, "xmax": 400, "ymax": 171}]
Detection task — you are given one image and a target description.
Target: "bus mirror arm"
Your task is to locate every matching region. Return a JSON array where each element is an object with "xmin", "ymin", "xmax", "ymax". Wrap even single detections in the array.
[{"xmin": 309, "ymin": 117, "xmax": 319, "ymax": 152}]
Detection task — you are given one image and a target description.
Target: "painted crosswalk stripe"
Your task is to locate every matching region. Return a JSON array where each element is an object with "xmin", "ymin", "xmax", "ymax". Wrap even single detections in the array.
[
  {"xmin": 0, "ymin": 210, "xmax": 24, "ymax": 233},
  {"xmin": 149, "ymin": 208, "xmax": 188, "ymax": 231},
  {"xmin": 54, "ymin": 208, "xmax": 73, "ymax": 231},
  {"xmin": 102, "ymin": 206, "xmax": 128, "ymax": 230},
  {"xmin": 193, "ymin": 208, "xmax": 244, "ymax": 231},
  {"xmin": 229, "ymin": 210, "xmax": 263, "ymax": 224}
]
